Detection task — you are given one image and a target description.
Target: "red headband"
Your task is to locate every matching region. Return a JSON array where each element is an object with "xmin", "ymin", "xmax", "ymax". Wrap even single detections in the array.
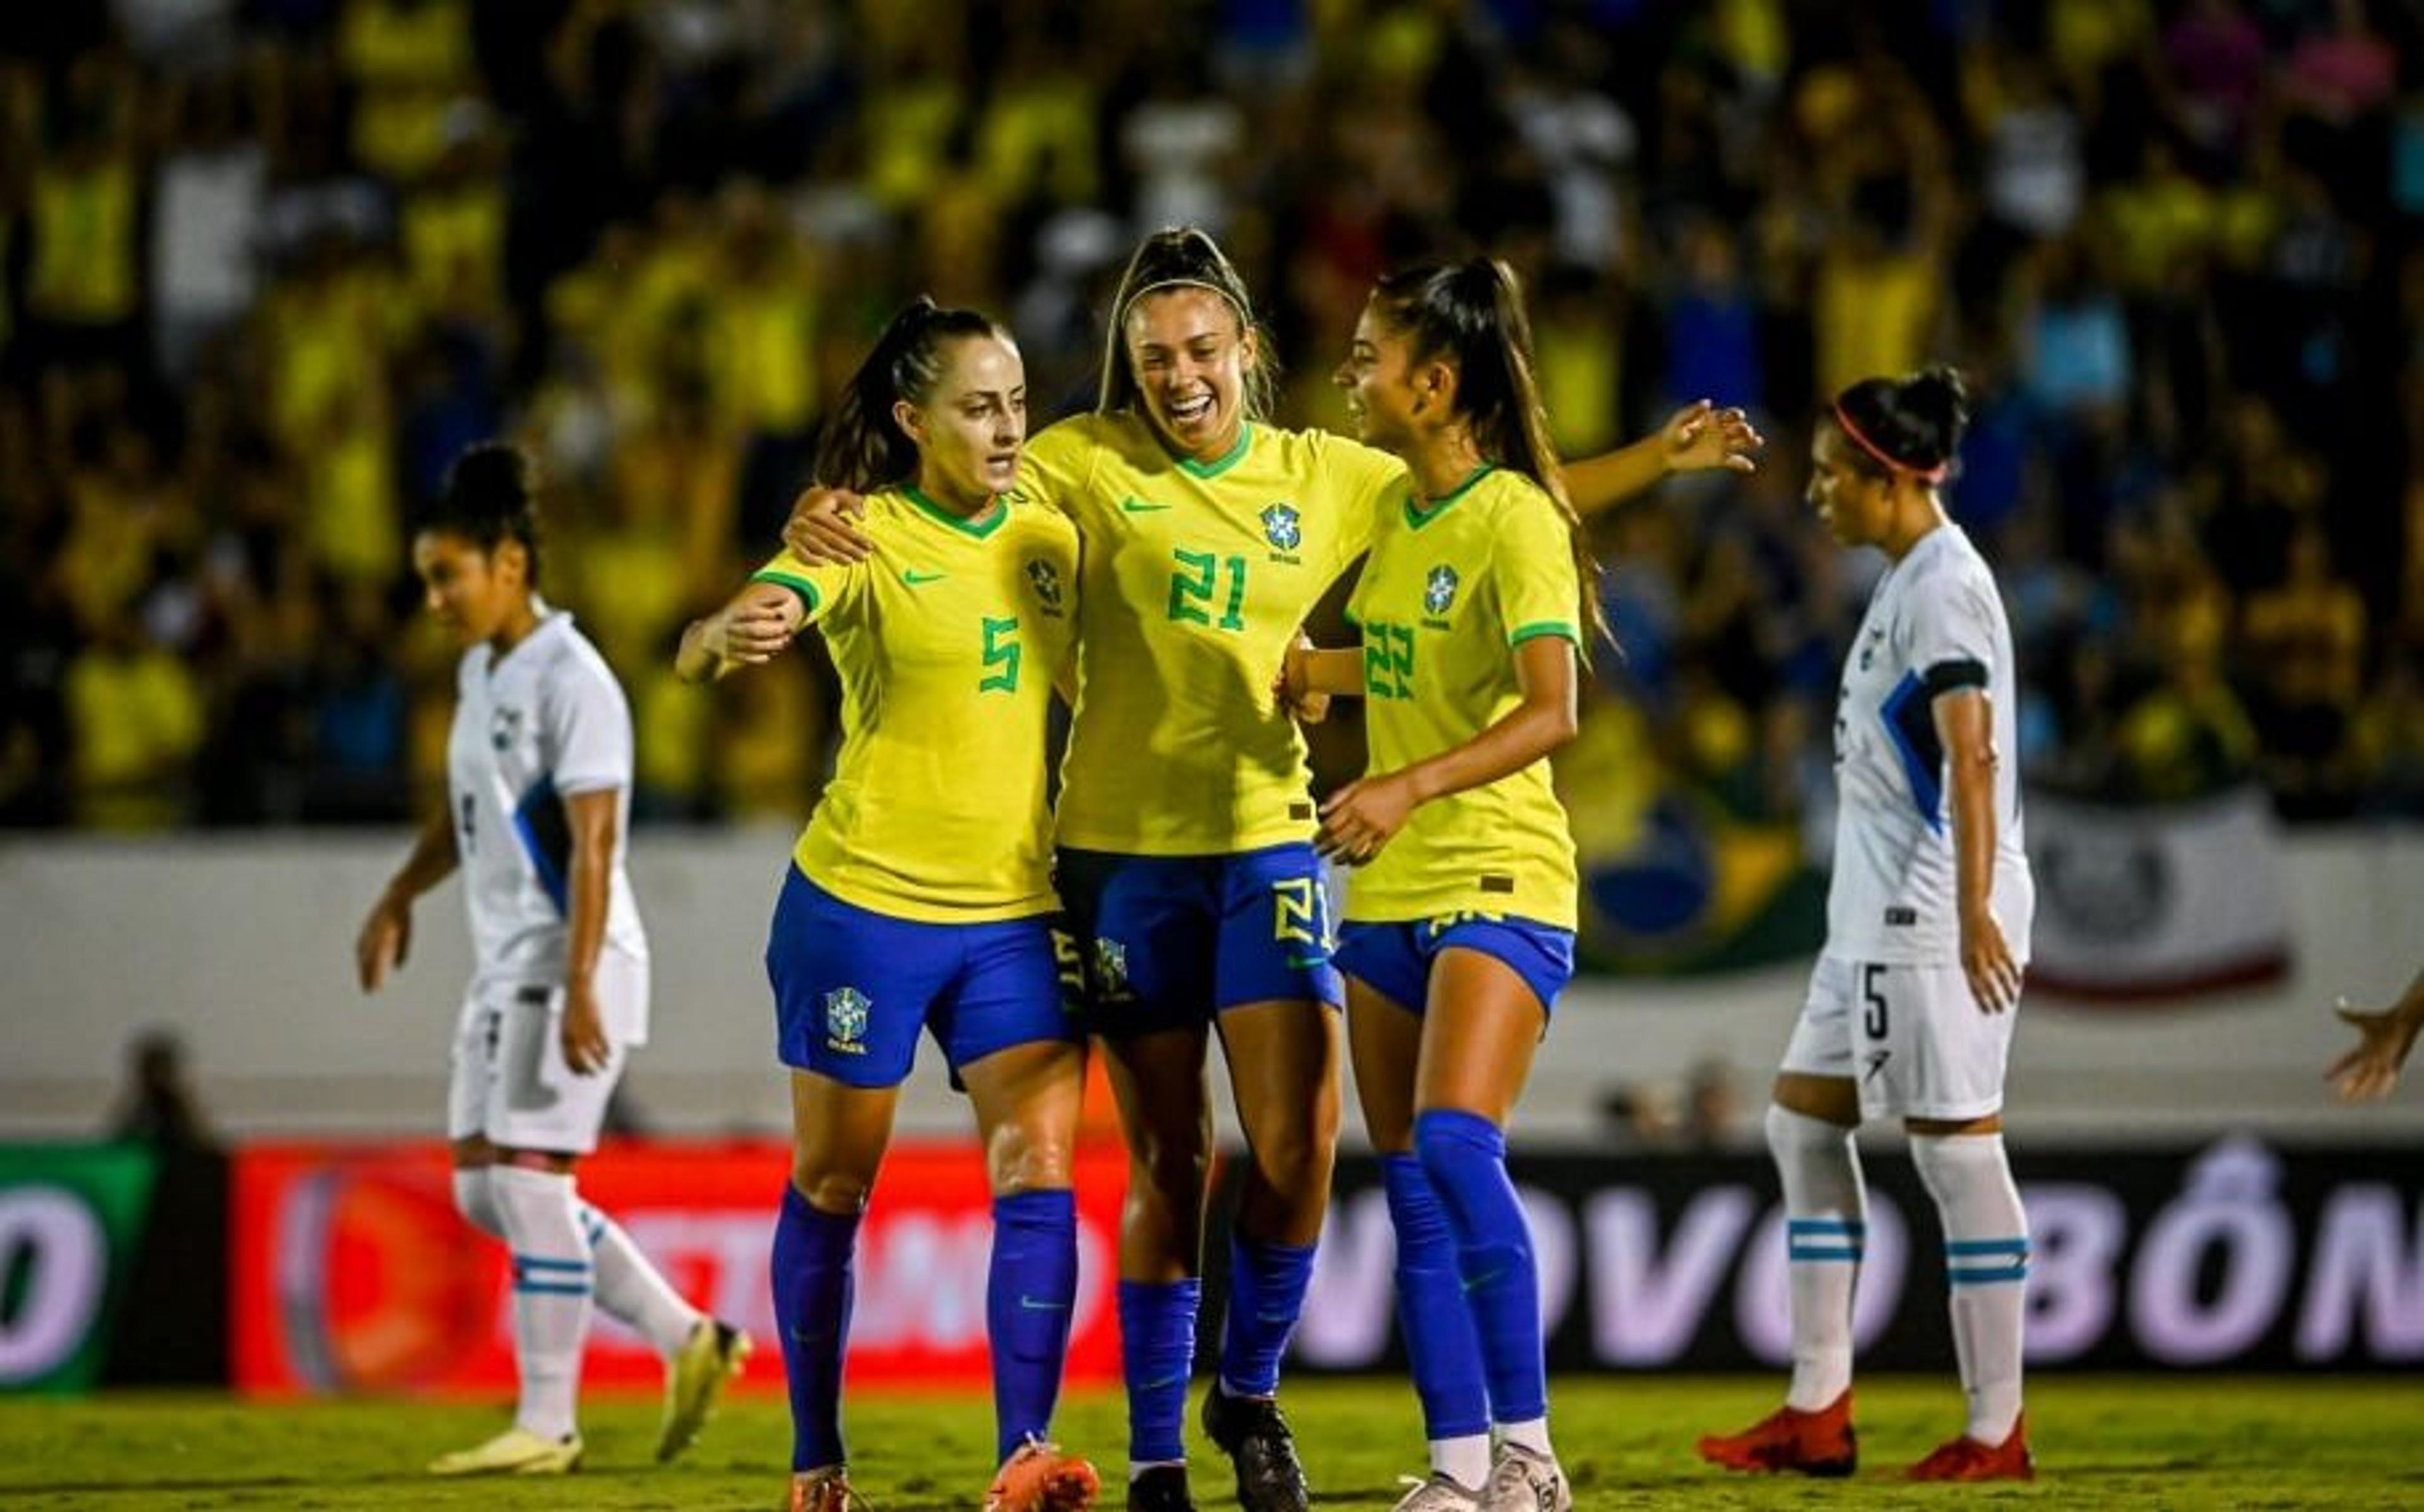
[{"xmin": 1832, "ymin": 399, "xmax": 1947, "ymax": 485}]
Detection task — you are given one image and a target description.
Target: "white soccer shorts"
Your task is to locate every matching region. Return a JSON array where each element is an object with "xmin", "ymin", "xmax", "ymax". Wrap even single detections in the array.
[
  {"xmin": 1779, "ymin": 952, "xmax": 2016, "ymax": 1123},
  {"xmin": 445, "ymin": 952, "xmax": 645, "ymax": 1155}
]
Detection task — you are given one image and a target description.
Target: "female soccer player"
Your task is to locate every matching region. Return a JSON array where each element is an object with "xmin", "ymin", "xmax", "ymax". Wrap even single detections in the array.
[
  {"xmin": 676, "ymin": 298, "xmax": 1098, "ymax": 1512},
  {"xmin": 355, "ymin": 443, "xmax": 749, "ymax": 1477},
  {"xmin": 1695, "ymin": 369, "xmax": 2036, "ymax": 1483},
  {"xmin": 785, "ymin": 228, "xmax": 1757, "ymax": 1512},
  {"xmin": 1282, "ymin": 258, "xmax": 1592, "ymax": 1512}
]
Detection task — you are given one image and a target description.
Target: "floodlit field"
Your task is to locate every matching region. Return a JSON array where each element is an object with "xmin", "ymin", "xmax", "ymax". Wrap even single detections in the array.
[{"xmin": 3, "ymin": 1376, "xmax": 2420, "ymax": 1509}]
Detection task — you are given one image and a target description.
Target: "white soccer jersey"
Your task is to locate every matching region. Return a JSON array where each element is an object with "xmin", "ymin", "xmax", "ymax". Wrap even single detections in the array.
[
  {"xmin": 447, "ymin": 607, "xmax": 649, "ymax": 1039},
  {"xmin": 1826, "ymin": 524, "xmax": 2032, "ymax": 965}
]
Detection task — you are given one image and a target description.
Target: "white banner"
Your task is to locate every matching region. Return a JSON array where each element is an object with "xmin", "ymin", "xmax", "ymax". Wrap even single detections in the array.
[{"xmin": 2024, "ymin": 784, "xmax": 2292, "ymax": 1000}]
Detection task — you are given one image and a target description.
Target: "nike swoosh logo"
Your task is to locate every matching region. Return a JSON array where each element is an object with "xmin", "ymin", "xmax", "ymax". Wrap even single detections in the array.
[
  {"xmin": 1283, "ymin": 956, "xmax": 1327, "ymax": 971},
  {"xmin": 1018, "ymin": 1296, "xmax": 1071, "ymax": 1312},
  {"xmin": 1461, "ymin": 1267, "xmax": 1507, "ymax": 1295},
  {"xmin": 902, "ymin": 569, "xmax": 946, "ymax": 585},
  {"xmin": 1138, "ymin": 1372, "xmax": 1190, "ymax": 1392},
  {"xmin": 1120, "ymin": 497, "xmax": 1171, "ymax": 514}
]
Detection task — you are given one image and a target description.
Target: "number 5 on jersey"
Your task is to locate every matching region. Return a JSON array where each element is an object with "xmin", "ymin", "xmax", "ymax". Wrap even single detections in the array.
[{"xmin": 980, "ymin": 617, "xmax": 1021, "ymax": 693}]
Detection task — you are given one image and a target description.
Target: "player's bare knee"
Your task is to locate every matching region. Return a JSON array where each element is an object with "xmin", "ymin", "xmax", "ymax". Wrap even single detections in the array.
[
  {"xmin": 789, "ymin": 1163, "xmax": 876, "ymax": 1215},
  {"xmin": 986, "ymin": 1122, "xmax": 1075, "ymax": 1196}
]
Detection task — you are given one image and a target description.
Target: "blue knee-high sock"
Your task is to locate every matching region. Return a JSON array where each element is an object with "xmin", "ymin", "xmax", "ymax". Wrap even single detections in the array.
[
  {"xmin": 1117, "ymin": 1278, "xmax": 1201, "ymax": 1465},
  {"xmin": 1380, "ymin": 1152, "xmax": 1490, "ymax": 1440},
  {"xmin": 1414, "ymin": 1109, "xmax": 1545, "ymax": 1426},
  {"xmin": 773, "ymin": 1184, "xmax": 860, "ymax": 1472},
  {"xmin": 1218, "ymin": 1230, "xmax": 1317, "ymax": 1398},
  {"xmin": 988, "ymin": 1189, "xmax": 1079, "ymax": 1463}
]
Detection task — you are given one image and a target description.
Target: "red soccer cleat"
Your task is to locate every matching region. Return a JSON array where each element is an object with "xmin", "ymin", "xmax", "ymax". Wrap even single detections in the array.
[
  {"xmin": 1906, "ymin": 1413, "xmax": 2035, "ymax": 1482},
  {"xmin": 1695, "ymin": 1390, "xmax": 1858, "ymax": 1477},
  {"xmin": 985, "ymin": 1438, "xmax": 1102, "ymax": 1511}
]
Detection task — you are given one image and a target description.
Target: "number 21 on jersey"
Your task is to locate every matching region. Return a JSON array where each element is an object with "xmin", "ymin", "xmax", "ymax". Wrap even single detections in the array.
[{"xmin": 1168, "ymin": 548, "xmax": 1247, "ymax": 632}]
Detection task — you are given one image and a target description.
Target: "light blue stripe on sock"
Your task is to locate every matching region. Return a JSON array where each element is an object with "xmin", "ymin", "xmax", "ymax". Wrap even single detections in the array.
[
  {"xmin": 514, "ymin": 1280, "xmax": 594, "ymax": 1296},
  {"xmin": 513, "ymin": 1255, "xmax": 592, "ymax": 1273},
  {"xmin": 1947, "ymin": 1263, "xmax": 2029, "ymax": 1287},
  {"xmin": 1788, "ymin": 1243, "xmax": 1863, "ymax": 1263},
  {"xmin": 1788, "ymin": 1219, "xmax": 1867, "ymax": 1236},
  {"xmin": 1946, "ymin": 1237, "xmax": 2029, "ymax": 1258}
]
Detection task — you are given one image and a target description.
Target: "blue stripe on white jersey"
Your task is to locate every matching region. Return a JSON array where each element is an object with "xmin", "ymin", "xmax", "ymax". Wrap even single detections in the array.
[{"xmin": 1824, "ymin": 526, "xmax": 2033, "ymax": 965}]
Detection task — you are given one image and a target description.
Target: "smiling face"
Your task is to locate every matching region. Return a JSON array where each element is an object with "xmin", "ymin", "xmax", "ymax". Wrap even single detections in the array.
[
  {"xmin": 1121, "ymin": 286, "xmax": 1256, "ymax": 461},
  {"xmin": 1807, "ymin": 422, "xmax": 1894, "ymax": 549},
  {"xmin": 900, "ymin": 333, "xmax": 1026, "ymax": 511},
  {"xmin": 412, "ymin": 529, "xmax": 526, "ymax": 646},
  {"xmin": 1333, "ymin": 301, "xmax": 1431, "ymax": 457}
]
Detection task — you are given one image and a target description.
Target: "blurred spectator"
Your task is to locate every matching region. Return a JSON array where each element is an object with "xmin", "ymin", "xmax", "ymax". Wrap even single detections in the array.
[
  {"xmin": 106, "ymin": 1027, "xmax": 216, "ymax": 1152},
  {"xmin": 1, "ymin": 0, "xmax": 2420, "ymax": 843}
]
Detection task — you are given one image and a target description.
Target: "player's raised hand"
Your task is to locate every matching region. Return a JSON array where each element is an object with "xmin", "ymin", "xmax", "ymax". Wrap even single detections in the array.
[
  {"xmin": 356, "ymin": 893, "xmax": 412, "ymax": 993},
  {"xmin": 781, "ymin": 484, "xmax": 872, "ymax": 564},
  {"xmin": 1662, "ymin": 399, "xmax": 1762, "ymax": 476},
  {"xmin": 2327, "ymin": 997, "xmax": 2420, "ymax": 1102}
]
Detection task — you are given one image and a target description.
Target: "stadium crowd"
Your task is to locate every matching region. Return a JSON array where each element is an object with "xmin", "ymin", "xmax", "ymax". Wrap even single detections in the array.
[{"xmin": 3, "ymin": 0, "xmax": 2421, "ymax": 834}]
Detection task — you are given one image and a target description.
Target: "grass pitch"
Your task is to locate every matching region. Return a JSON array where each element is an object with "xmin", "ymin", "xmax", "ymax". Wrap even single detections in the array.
[{"xmin": 3, "ymin": 1376, "xmax": 2419, "ymax": 1509}]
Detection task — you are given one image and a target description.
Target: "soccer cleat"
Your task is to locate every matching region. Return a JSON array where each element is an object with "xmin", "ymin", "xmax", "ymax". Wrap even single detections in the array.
[
  {"xmin": 1390, "ymin": 1470, "xmax": 1484, "ymax": 1510},
  {"xmin": 1695, "ymin": 1390, "xmax": 1857, "ymax": 1477},
  {"xmin": 1126, "ymin": 1464, "xmax": 1196, "ymax": 1511},
  {"xmin": 1906, "ymin": 1413, "xmax": 2035, "ymax": 1482},
  {"xmin": 427, "ymin": 1426, "xmax": 583, "ymax": 1476},
  {"xmin": 1200, "ymin": 1386, "xmax": 1309, "ymax": 1512},
  {"xmin": 788, "ymin": 1465, "xmax": 870, "ymax": 1511},
  {"xmin": 985, "ymin": 1437, "xmax": 1102, "ymax": 1511},
  {"xmin": 658, "ymin": 1317, "xmax": 752, "ymax": 1462},
  {"xmin": 1480, "ymin": 1443, "xmax": 1571, "ymax": 1512}
]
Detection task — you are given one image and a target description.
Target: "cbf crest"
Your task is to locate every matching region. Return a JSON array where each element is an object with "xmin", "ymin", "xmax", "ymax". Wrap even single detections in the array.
[
  {"xmin": 488, "ymin": 705, "xmax": 523, "ymax": 752},
  {"xmin": 1424, "ymin": 564, "xmax": 1461, "ymax": 618},
  {"xmin": 823, "ymin": 986, "xmax": 870, "ymax": 1053},
  {"xmin": 1260, "ymin": 503, "xmax": 1302, "ymax": 555},
  {"xmin": 1026, "ymin": 557, "xmax": 1064, "ymax": 613}
]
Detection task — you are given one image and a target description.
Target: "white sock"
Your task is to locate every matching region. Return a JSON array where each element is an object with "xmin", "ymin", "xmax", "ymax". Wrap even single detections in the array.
[
  {"xmin": 452, "ymin": 1167, "xmax": 504, "ymax": 1238},
  {"xmin": 1497, "ymin": 1416, "xmax": 1553, "ymax": 1457},
  {"xmin": 1768, "ymin": 1103, "xmax": 1865, "ymax": 1411},
  {"xmin": 1911, "ymin": 1132, "xmax": 2028, "ymax": 1444},
  {"xmin": 579, "ymin": 1201, "xmax": 703, "ymax": 1358},
  {"xmin": 1431, "ymin": 1433, "xmax": 1491, "ymax": 1489},
  {"xmin": 490, "ymin": 1165, "xmax": 592, "ymax": 1440}
]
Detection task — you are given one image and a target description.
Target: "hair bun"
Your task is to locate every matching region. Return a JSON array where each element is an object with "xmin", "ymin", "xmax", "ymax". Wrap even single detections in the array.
[
  {"xmin": 443, "ymin": 442, "xmax": 531, "ymax": 506},
  {"xmin": 1903, "ymin": 366, "xmax": 1970, "ymax": 439}
]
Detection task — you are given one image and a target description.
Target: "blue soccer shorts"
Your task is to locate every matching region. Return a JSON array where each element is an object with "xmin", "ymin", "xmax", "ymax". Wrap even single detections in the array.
[
  {"xmin": 766, "ymin": 867, "xmax": 1079, "ymax": 1087},
  {"xmin": 1055, "ymin": 842, "xmax": 1343, "ymax": 1038},
  {"xmin": 1334, "ymin": 913, "xmax": 1576, "ymax": 1020}
]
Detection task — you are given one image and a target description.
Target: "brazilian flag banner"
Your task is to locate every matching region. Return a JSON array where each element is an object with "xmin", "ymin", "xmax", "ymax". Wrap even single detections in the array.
[{"xmin": 0, "ymin": 1145, "xmax": 158, "ymax": 1393}]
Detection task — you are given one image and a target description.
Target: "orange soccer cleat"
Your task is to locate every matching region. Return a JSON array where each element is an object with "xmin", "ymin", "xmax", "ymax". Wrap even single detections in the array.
[
  {"xmin": 1695, "ymin": 1390, "xmax": 1858, "ymax": 1477},
  {"xmin": 1906, "ymin": 1414, "xmax": 2035, "ymax": 1482},
  {"xmin": 984, "ymin": 1438, "xmax": 1102, "ymax": 1512},
  {"xmin": 788, "ymin": 1466, "xmax": 869, "ymax": 1511}
]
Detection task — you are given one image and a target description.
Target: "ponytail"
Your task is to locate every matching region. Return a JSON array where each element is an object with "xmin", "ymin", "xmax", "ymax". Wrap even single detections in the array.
[
  {"xmin": 1367, "ymin": 257, "xmax": 1609, "ymax": 649},
  {"xmin": 1829, "ymin": 365, "xmax": 1970, "ymax": 483},
  {"xmin": 421, "ymin": 442, "xmax": 544, "ymax": 586},
  {"xmin": 816, "ymin": 297, "xmax": 1009, "ymax": 493}
]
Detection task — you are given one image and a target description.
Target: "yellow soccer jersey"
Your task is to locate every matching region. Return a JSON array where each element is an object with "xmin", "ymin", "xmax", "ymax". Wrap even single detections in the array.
[
  {"xmin": 1344, "ymin": 466, "xmax": 1582, "ymax": 928},
  {"xmin": 1020, "ymin": 413, "xmax": 1405, "ymax": 854},
  {"xmin": 752, "ymin": 485, "xmax": 1078, "ymax": 922}
]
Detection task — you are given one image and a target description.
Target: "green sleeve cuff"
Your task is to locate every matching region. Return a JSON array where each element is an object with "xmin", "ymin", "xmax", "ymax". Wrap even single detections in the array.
[
  {"xmin": 749, "ymin": 571, "xmax": 821, "ymax": 615},
  {"xmin": 1508, "ymin": 620, "xmax": 1579, "ymax": 647}
]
